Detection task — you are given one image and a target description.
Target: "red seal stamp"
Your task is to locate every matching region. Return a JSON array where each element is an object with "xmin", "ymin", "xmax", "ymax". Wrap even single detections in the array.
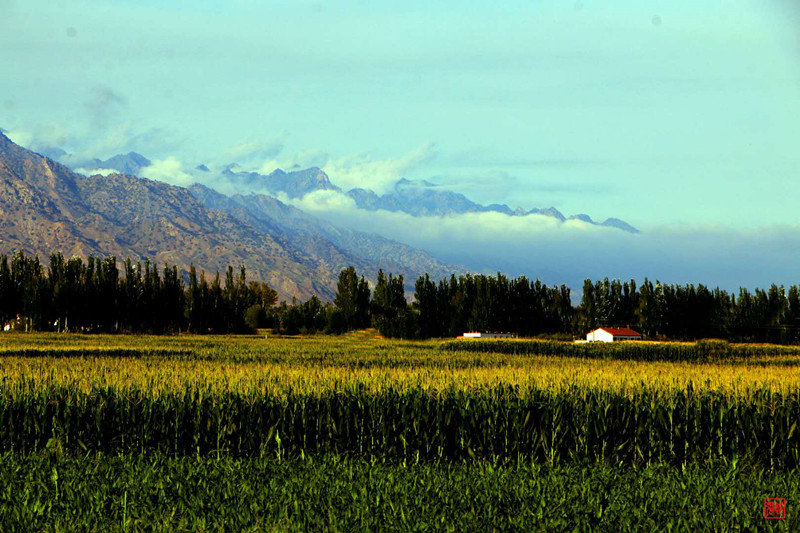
[{"xmin": 763, "ymin": 498, "xmax": 786, "ymax": 520}]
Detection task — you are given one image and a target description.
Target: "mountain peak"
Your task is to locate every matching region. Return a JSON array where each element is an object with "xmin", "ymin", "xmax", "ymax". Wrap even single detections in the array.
[
  {"xmin": 537, "ymin": 207, "xmax": 566, "ymax": 222},
  {"xmin": 68, "ymin": 151, "xmax": 153, "ymax": 176},
  {"xmin": 219, "ymin": 166, "xmax": 338, "ymax": 199},
  {"xmin": 568, "ymin": 213, "xmax": 594, "ymax": 224},
  {"xmin": 601, "ymin": 218, "xmax": 640, "ymax": 234}
]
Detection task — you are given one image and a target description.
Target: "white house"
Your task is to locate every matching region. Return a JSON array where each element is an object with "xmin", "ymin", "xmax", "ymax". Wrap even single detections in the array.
[
  {"xmin": 586, "ymin": 327, "xmax": 642, "ymax": 342},
  {"xmin": 462, "ymin": 332, "xmax": 517, "ymax": 339}
]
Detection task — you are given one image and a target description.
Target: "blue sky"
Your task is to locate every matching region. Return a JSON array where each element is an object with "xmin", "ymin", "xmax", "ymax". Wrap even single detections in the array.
[
  {"xmin": 2, "ymin": 1, "xmax": 800, "ymax": 292},
  {"xmin": 2, "ymin": 0, "xmax": 798, "ymax": 229}
]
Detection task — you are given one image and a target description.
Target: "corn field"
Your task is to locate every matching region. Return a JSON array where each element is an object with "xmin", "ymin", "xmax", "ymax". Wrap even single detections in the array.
[
  {"xmin": 1, "ymin": 331, "xmax": 798, "ymax": 530},
  {"xmin": 1, "ymin": 332, "xmax": 798, "ymax": 467},
  {"xmin": 440, "ymin": 337, "xmax": 800, "ymax": 361},
  {"xmin": 1, "ymin": 384, "xmax": 799, "ymax": 469}
]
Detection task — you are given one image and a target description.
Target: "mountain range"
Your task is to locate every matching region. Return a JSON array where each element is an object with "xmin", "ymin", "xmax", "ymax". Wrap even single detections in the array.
[
  {"xmin": 0, "ymin": 133, "xmax": 460, "ymax": 301},
  {"xmin": 77, "ymin": 153, "xmax": 640, "ymax": 233}
]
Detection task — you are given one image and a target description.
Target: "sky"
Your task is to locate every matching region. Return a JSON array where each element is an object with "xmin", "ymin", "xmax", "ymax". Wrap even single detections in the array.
[{"xmin": 1, "ymin": 0, "xmax": 799, "ymax": 290}]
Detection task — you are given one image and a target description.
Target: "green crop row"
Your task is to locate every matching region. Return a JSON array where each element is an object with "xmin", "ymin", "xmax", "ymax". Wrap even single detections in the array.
[
  {"xmin": 0, "ymin": 347, "xmax": 193, "ymax": 359},
  {"xmin": 440, "ymin": 338, "xmax": 800, "ymax": 362},
  {"xmin": 1, "ymin": 385, "xmax": 799, "ymax": 469},
  {"xmin": 1, "ymin": 453, "xmax": 796, "ymax": 532}
]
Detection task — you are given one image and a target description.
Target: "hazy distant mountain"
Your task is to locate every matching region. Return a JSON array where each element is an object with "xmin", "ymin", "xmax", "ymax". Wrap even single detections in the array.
[
  {"xmin": 99, "ymin": 152, "xmax": 151, "ymax": 175},
  {"xmin": 222, "ymin": 167, "xmax": 341, "ymax": 198},
  {"xmin": 346, "ymin": 178, "xmax": 496, "ymax": 216},
  {"xmin": 342, "ymin": 178, "xmax": 639, "ymax": 232},
  {"xmin": 35, "ymin": 146, "xmax": 69, "ymax": 161},
  {"xmin": 204, "ymin": 166, "xmax": 639, "ymax": 232},
  {"xmin": 599, "ymin": 217, "xmax": 641, "ymax": 233},
  {"xmin": 61, "ymin": 149, "xmax": 639, "ymax": 233},
  {"xmin": 535, "ymin": 207, "xmax": 566, "ymax": 222},
  {"xmin": 568, "ymin": 214, "xmax": 594, "ymax": 223},
  {"xmin": 75, "ymin": 151, "xmax": 151, "ymax": 175},
  {"xmin": 0, "ymin": 132, "xmax": 462, "ymax": 300}
]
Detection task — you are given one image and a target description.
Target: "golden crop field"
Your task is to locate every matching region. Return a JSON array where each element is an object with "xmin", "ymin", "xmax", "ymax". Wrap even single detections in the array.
[
  {"xmin": 1, "ymin": 331, "xmax": 798, "ymax": 397},
  {"xmin": 2, "ymin": 330, "xmax": 800, "ymax": 531}
]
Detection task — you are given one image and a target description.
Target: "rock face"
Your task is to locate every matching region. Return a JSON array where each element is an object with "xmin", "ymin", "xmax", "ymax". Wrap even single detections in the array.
[{"xmin": 0, "ymin": 133, "xmax": 462, "ymax": 301}]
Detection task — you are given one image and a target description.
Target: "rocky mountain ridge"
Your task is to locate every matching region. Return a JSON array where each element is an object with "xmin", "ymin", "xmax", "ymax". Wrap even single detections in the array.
[
  {"xmin": 76, "ymin": 151, "xmax": 639, "ymax": 232},
  {"xmin": 0, "ymin": 133, "xmax": 462, "ymax": 301}
]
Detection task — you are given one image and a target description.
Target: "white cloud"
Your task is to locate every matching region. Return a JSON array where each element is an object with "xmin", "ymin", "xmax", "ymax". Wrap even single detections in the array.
[
  {"xmin": 321, "ymin": 143, "xmax": 437, "ymax": 193},
  {"xmin": 287, "ymin": 189, "xmax": 610, "ymax": 248},
  {"xmin": 281, "ymin": 192, "xmax": 800, "ymax": 293},
  {"xmin": 74, "ymin": 167, "xmax": 119, "ymax": 177},
  {"xmin": 139, "ymin": 157, "xmax": 195, "ymax": 187},
  {"xmin": 291, "ymin": 189, "xmax": 358, "ymax": 212},
  {"xmin": 4, "ymin": 128, "xmax": 34, "ymax": 147},
  {"xmin": 3, "ymin": 120, "xmax": 183, "ymax": 165}
]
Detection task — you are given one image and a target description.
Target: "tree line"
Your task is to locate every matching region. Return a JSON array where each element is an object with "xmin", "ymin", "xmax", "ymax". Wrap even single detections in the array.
[
  {"xmin": 1, "ymin": 251, "xmax": 798, "ymax": 342},
  {"xmin": 576, "ymin": 278, "xmax": 800, "ymax": 344}
]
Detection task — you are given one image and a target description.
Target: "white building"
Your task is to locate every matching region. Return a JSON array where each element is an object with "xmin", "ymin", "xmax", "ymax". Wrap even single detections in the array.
[
  {"xmin": 462, "ymin": 332, "xmax": 517, "ymax": 339},
  {"xmin": 586, "ymin": 327, "xmax": 642, "ymax": 342}
]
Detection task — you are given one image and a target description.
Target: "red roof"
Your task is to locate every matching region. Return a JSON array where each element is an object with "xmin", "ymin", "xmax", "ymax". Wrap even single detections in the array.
[{"xmin": 598, "ymin": 327, "xmax": 642, "ymax": 337}]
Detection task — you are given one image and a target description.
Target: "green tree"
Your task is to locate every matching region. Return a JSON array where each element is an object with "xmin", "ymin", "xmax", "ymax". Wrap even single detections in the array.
[
  {"xmin": 333, "ymin": 266, "xmax": 371, "ymax": 330},
  {"xmin": 414, "ymin": 273, "xmax": 440, "ymax": 338},
  {"xmin": 372, "ymin": 270, "xmax": 415, "ymax": 338}
]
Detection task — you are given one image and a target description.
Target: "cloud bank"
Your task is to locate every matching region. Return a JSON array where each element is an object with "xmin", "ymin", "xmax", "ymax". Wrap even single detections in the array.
[{"xmin": 288, "ymin": 189, "xmax": 800, "ymax": 294}]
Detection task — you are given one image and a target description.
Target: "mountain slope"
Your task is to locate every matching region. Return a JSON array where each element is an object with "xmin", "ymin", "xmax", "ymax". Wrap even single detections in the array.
[
  {"xmin": 0, "ymin": 133, "xmax": 461, "ymax": 300},
  {"xmin": 0, "ymin": 132, "xmax": 99, "ymax": 258},
  {"xmin": 189, "ymin": 184, "xmax": 460, "ymax": 283}
]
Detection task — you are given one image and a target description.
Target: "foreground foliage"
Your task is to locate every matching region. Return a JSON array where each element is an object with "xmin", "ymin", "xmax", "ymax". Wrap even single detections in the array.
[{"xmin": 1, "ymin": 453, "xmax": 796, "ymax": 532}]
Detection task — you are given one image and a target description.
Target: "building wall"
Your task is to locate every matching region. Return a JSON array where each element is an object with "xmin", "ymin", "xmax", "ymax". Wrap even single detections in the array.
[{"xmin": 586, "ymin": 329, "xmax": 614, "ymax": 342}]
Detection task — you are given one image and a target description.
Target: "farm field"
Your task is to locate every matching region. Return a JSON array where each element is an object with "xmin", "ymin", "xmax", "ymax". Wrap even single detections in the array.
[{"xmin": 1, "ymin": 331, "xmax": 798, "ymax": 530}]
